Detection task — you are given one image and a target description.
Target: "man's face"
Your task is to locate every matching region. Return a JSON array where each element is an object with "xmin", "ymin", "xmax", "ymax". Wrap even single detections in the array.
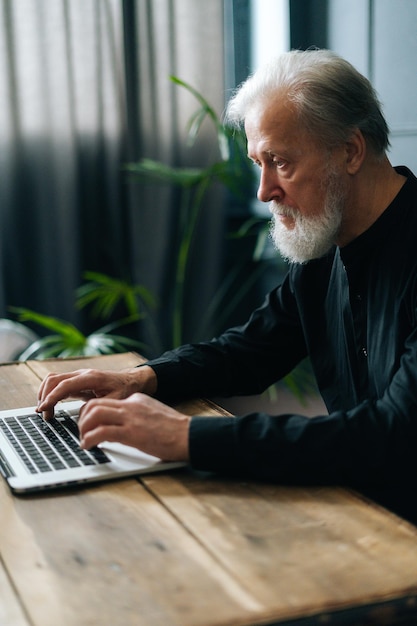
[{"xmin": 245, "ymin": 97, "xmax": 348, "ymax": 263}]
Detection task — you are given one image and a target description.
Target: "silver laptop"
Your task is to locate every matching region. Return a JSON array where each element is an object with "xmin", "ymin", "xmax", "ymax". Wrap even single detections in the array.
[{"xmin": 0, "ymin": 400, "xmax": 185, "ymax": 494}]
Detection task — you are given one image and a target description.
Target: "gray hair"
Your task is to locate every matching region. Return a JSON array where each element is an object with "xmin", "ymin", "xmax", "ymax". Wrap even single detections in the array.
[{"xmin": 226, "ymin": 49, "xmax": 390, "ymax": 156}]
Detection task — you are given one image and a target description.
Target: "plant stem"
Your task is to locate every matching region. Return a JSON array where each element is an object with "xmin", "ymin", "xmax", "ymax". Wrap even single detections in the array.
[{"xmin": 172, "ymin": 177, "xmax": 210, "ymax": 347}]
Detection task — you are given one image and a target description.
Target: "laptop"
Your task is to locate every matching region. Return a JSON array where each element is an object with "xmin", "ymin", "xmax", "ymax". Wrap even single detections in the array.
[{"xmin": 0, "ymin": 400, "xmax": 185, "ymax": 494}]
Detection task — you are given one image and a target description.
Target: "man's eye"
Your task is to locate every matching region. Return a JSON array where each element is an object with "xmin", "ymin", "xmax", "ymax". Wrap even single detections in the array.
[{"xmin": 273, "ymin": 158, "xmax": 286, "ymax": 168}]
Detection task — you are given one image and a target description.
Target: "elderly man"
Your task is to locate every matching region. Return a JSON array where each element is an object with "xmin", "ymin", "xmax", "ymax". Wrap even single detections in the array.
[{"xmin": 37, "ymin": 49, "xmax": 417, "ymax": 523}]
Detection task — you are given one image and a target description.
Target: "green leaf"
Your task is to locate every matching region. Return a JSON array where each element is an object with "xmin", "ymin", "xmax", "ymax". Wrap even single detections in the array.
[
  {"xmin": 169, "ymin": 75, "xmax": 218, "ymax": 120},
  {"xmin": 17, "ymin": 320, "xmax": 147, "ymax": 360},
  {"xmin": 186, "ymin": 107, "xmax": 209, "ymax": 147},
  {"xmin": 76, "ymin": 272, "xmax": 156, "ymax": 319},
  {"xmin": 124, "ymin": 159, "xmax": 205, "ymax": 188},
  {"xmin": 10, "ymin": 307, "xmax": 86, "ymax": 343},
  {"xmin": 18, "ymin": 334, "xmax": 85, "ymax": 360},
  {"xmin": 169, "ymin": 75, "xmax": 231, "ymax": 160}
]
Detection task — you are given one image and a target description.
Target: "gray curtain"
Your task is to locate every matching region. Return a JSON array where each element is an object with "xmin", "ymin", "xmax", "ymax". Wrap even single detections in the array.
[
  {"xmin": 0, "ymin": 0, "xmax": 226, "ymax": 355},
  {"xmin": 0, "ymin": 0, "xmax": 130, "ymax": 326},
  {"xmin": 128, "ymin": 0, "xmax": 227, "ymax": 352}
]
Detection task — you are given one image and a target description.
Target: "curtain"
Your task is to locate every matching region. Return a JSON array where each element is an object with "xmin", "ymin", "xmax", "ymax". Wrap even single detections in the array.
[
  {"xmin": 128, "ymin": 0, "xmax": 227, "ymax": 352},
  {"xmin": 0, "ymin": 0, "xmax": 226, "ymax": 355},
  {"xmin": 0, "ymin": 0, "xmax": 129, "ymax": 327}
]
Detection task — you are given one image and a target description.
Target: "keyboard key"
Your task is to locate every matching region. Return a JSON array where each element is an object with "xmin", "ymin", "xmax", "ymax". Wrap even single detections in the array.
[{"xmin": 0, "ymin": 409, "xmax": 110, "ymax": 475}]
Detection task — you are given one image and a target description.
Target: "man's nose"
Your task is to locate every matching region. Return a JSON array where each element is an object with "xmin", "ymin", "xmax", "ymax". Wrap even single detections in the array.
[{"xmin": 257, "ymin": 169, "xmax": 283, "ymax": 203}]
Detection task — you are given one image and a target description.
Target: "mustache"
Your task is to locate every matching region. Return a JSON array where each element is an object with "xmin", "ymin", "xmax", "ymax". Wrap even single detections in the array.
[{"xmin": 269, "ymin": 201, "xmax": 298, "ymax": 220}]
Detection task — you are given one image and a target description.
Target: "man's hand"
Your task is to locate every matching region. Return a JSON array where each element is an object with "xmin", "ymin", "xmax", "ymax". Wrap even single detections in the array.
[
  {"xmin": 37, "ymin": 366, "xmax": 157, "ymax": 420},
  {"xmin": 36, "ymin": 366, "xmax": 190, "ymax": 461},
  {"xmin": 77, "ymin": 394, "xmax": 190, "ymax": 461}
]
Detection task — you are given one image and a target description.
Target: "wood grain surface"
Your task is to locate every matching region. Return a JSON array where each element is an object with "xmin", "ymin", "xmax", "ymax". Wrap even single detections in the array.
[{"xmin": 1, "ymin": 354, "xmax": 417, "ymax": 625}]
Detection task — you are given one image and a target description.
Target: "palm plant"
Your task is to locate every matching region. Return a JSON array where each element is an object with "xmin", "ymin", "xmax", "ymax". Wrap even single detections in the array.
[
  {"xmin": 124, "ymin": 76, "xmax": 257, "ymax": 348},
  {"xmin": 10, "ymin": 272, "xmax": 154, "ymax": 359}
]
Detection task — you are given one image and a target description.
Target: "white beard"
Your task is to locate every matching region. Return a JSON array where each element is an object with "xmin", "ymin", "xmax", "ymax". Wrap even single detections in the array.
[{"xmin": 269, "ymin": 171, "xmax": 345, "ymax": 264}]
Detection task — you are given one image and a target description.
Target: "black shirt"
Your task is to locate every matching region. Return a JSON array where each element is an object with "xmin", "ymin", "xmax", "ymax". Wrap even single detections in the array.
[{"xmin": 147, "ymin": 166, "xmax": 417, "ymax": 523}]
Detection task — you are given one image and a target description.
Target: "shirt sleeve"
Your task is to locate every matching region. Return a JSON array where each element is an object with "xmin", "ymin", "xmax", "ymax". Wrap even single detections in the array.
[
  {"xmin": 188, "ymin": 334, "xmax": 417, "ymax": 497},
  {"xmin": 147, "ymin": 256, "xmax": 417, "ymax": 522},
  {"xmin": 187, "ymin": 395, "xmax": 417, "ymax": 528},
  {"xmin": 146, "ymin": 274, "xmax": 308, "ymax": 403},
  {"xmin": 170, "ymin": 316, "xmax": 417, "ymax": 522}
]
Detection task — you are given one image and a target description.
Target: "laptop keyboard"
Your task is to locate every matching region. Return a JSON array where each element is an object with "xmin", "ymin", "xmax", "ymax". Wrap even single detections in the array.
[{"xmin": 0, "ymin": 409, "xmax": 110, "ymax": 474}]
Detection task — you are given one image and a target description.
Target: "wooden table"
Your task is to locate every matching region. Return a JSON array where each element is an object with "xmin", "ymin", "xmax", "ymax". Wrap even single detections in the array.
[{"xmin": 1, "ymin": 353, "xmax": 417, "ymax": 626}]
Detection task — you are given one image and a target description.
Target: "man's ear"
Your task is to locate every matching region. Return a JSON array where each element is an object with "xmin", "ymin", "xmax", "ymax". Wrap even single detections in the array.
[{"xmin": 345, "ymin": 128, "xmax": 366, "ymax": 174}]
